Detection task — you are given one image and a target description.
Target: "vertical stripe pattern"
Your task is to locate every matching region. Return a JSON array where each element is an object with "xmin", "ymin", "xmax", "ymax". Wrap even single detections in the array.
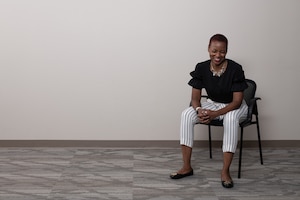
[{"xmin": 180, "ymin": 100, "xmax": 248, "ymax": 153}]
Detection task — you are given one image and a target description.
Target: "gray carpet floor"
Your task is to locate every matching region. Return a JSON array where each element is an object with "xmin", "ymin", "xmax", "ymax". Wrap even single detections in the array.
[{"xmin": 0, "ymin": 147, "xmax": 299, "ymax": 200}]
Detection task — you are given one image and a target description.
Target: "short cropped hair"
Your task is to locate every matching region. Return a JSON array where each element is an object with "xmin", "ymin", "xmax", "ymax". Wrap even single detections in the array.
[{"xmin": 209, "ymin": 34, "xmax": 228, "ymax": 51}]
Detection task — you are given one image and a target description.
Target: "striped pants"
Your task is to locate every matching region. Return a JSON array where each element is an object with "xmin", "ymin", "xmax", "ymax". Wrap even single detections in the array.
[{"xmin": 180, "ymin": 100, "xmax": 248, "ymax": 153}]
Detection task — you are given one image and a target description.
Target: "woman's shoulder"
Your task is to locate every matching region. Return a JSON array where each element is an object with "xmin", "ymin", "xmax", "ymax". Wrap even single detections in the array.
[
  {"xmin": 190, "ymin": 60, "xmax": 210, "ymax": 78},
  {"xmin": 196, "ymin": 60, "xmax": 210, "ymax": 66},
  {"xmin": 195, "ymin": 60, "xmax": 210, "ymax": 70},
  {"xmin": 226, "ymin": 59, "xmax": 244, "ymax": 73},
  {"xmin": 227, "ymin": 59, "xmax": 242, "ymax": 68}
]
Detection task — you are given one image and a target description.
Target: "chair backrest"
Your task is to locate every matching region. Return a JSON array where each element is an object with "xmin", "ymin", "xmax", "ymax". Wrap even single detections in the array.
[{"xmin": 243, "ymin": 79, "xmax": 256, "ymax": 106}]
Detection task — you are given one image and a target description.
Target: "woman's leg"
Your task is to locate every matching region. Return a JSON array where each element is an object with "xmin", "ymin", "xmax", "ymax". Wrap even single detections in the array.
[
  {"xmin": 177, "ymin": 102, "xmax": 219, "ymax": 174},
  {"xmin": 177, "ymin": 107, "xmax": 199, "ymax": 174},
  {"xmin": 222, "ymin": 152, "xmax": 234, "ymax": 182},
  {"xmin": 222, "ymin": 101, "xmax": 248, "ymax": 184},
  {"xmin": 179, "ymin": 145, "xmax": 193, "ymax": 174},
  {"xmin": 222, "ymin": 100, "xmax": 248, "ymax": 153}
]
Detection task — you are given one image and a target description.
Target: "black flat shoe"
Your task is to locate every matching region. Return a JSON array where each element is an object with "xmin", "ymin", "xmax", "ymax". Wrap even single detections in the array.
[
  {"xmin": 221, "ymin": 180, "xmax": 234, "ymax": 188},
  {"xmin": 170, "ymin": 169, "xmax": 193, "ymax": 179}
]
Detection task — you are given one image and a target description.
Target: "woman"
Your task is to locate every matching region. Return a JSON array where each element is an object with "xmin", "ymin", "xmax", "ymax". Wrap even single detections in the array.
[{"xmin": 170, "ymin": 34, "xmax": 248, "ymax": 188}]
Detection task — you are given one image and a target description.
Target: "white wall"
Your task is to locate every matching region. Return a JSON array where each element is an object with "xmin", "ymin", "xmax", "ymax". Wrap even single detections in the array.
[{"xmin": 1, "ymin": 0, "xmax": 299, "ymax": 141}]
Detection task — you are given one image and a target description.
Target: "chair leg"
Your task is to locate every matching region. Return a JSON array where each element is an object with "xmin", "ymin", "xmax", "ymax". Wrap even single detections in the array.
[
  {"xmin": 209, "ymin": 125, "xmax": 212, "ymax": 159},
  {"xmin": 256, "ymin": 115, "xmax": 263, "ymax": 165},
  {"xmin": 238, "ymin": 127, "xmax": 244, "ymax": 179}
]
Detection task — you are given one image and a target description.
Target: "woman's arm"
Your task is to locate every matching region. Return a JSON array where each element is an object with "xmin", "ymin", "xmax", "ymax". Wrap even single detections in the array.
[
  {"xmin": 191, "ymin": 88, "xmax": 202, "ymax": 110},
  {"xmin": 215, "ymin": 91, "xmax": 244, "ymax": 116},
  {"xmin": 201, "ymin": 91, "xmax": 244, "ymax": 124}
]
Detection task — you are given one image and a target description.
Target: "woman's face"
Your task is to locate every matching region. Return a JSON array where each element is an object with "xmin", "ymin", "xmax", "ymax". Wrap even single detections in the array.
[{"xmin": 208, "ymin": 41, "xmax": 227, "ymax": 67}]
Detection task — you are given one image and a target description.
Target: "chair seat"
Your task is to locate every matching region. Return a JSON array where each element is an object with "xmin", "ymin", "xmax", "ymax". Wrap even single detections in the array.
[
  {"xmin": 206, "ymin": 119, "xmax": 223, "ymax": 126},
  {"xmin": 201, "ymin": 118, "xmax": 254, "ymax": 127}
]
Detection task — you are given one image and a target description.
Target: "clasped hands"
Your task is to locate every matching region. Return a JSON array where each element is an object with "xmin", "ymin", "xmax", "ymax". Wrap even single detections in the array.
[{"xmin": 198, "ymin": 108, "xmax": 217, "ymax": 124}]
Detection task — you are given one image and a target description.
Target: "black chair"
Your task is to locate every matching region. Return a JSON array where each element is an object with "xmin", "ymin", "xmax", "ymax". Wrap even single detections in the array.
[{"xmin": 197, "ymin": 79, "xmax": 263, "ymax": 178}]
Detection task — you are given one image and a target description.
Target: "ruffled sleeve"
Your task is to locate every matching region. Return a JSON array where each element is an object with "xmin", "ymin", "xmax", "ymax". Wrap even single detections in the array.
[
  {"xmin": 231, "ymin": 66, "xmax": 248, "ymax": 92},
  {"xmin": 187, "ymin": 62, "xmax": 207, "ymax": 89}
]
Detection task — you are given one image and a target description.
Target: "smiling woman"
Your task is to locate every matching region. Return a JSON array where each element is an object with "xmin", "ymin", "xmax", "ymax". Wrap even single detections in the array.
[{"xmin": 170, "ymin": 34, "xmax": 248, "ymax": 189}]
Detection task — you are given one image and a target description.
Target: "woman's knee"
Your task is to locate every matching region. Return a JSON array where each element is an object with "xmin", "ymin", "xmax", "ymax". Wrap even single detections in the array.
[
  {"xmin": 181, "ymin": 107, "xmax": 198, "ymax": 126},
  {"xmin": 181, "ymin": 107, "xmax": 196, "ymax": 119},
  {"xmin": 223, "ymin": 112, "xmax": 239, "ymax": 125}
]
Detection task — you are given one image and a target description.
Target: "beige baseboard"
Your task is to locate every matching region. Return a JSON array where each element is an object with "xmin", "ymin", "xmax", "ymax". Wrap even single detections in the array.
[{"xmin": 0, "ymin": 140, "xmax": 299, "ymax": 148}]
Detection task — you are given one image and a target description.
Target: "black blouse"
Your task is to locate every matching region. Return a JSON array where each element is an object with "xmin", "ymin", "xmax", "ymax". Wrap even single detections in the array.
[{"xmin": 188, "ymin": 59, "xmax": 248, "ymax": 103}]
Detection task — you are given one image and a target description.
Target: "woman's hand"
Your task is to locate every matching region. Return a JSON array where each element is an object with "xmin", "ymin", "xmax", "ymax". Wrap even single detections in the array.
[
  {"xmin": 198, "ymin": 109, "xmax": 218, "ymax": 124},
  {"xmin": 198, "ymin": 108, "xmax": 210, "ymax": 124}
]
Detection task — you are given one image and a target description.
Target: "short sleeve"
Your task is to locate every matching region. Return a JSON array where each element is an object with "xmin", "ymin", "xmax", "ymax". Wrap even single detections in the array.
[
  {"xmin": 231, "ymin": 66, "xmax": 248, "ymax": 92},
  {"xmin": 188, "ymin": 71, "xmax": 203, "ymax": 89},
  {"xmin": 187, "ymin": 62, "xmax": 208, "ymax": 89}
]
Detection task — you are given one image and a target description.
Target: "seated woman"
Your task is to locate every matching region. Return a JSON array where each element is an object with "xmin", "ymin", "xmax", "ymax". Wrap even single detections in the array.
[{"xmin": 170, "ymin": 34, "xmax": 248, "ymax": 189}]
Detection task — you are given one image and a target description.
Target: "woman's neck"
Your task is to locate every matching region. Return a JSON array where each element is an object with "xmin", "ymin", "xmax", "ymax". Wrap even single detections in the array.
[
  {"xmin": 210, "ymin": 60, "xmax": 228, "ymax": 77},
  {"xmin": 211, "ymin": 59, "xmax": 226, "ymax": 69}
]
